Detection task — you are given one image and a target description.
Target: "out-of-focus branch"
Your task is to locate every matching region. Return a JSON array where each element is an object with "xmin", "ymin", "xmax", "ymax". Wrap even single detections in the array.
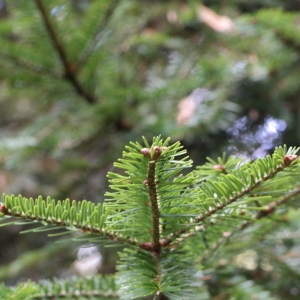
[
  {"xmin": 0, "ymin": 53, "xmax": 61, "ymax": 78},
  {"xmin": 34, "ymin": 0, "xmax": 97, "ymax": 104},
  {"xmin": 77, "ymin": 0, "xmax": 120, "ymax": 68}
]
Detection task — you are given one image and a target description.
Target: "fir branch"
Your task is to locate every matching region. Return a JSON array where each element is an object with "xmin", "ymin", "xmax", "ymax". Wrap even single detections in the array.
[
  {"xmin": 0, "ymin": 197, "xmax": 106, "ymax": 235},
  {"xmin": 273, "ymin": 29, "xmax": 300, "ymax": 54},
  {"xmin": 201, "ymin": 185, "xmax": 300, "ymax": 262},
  {"xmin": 34, "ymin": 0, "xmax": 97, "ymax": 104},
  {"xmin": 33, "ymin": 275, "xmax": 119, "ymax": 299},
  {"xmin": 33, "ymin": 291, "xmax": 119, "ymax": 299},
  {"xmin": 255, "ymin": 9, "xmax": 300, "ymax": 54},
  {"xmin": 256, "ymin": 185, "xmax": 300, "ymax": 219},
  {"xmin": 105, "ymin": 136, "xmax": 195, "ymax": 253},
  {"xmin": 0, "ymin": 53, "xmax": 61, "ymax": 78},
  {"xmin": 203, "ymin": 154, "xmax": 297, "ymax": 221},
  {"xmin": 117, "ymin": 247, "xmax": 194, "ymax": 299},
  {"xmin": 195, "ymin": 167, "xmax": 282, "ymax": 223},
  {"xmin": 77, "ymin": 0, "xmax": 120, "ymax": 68},
  {"xmin": 0, "ymin": 194, "xmax": 139, "ymax": 248},
  {"xmin": 193, "ymin": 155, "xmax": 296, "ymax": 230},
  {"xmin": 162, "ymin": 151, "xmax": 299, "ymax": 247}
]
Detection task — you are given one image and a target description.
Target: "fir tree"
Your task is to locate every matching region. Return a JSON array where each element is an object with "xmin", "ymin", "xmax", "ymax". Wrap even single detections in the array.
[{"xmin": 0, "ymin": 1, "xmax": 300, "ymax": 299}]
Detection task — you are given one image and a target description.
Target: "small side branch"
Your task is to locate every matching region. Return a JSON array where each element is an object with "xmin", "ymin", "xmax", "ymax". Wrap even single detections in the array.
[
  {"xmin": 34, "ymin": 0, "xmax": 97, "ymax": 104},
  {"xmin": 32, "ymin": 291, "xmax": 119, "ymax": 300},
  {"xmin": 201, "ymin": 185, "xmax": 300, "ymax": 262},
  {"xmin": 194, "ymin": 165, "xmax": 285, "ymax": 224},
  {"xmin": 0, "ymin": 203, "xmax": 139, "ymax": 248},
  {"xmin": 164, "ymin": 155, "xmax": 299, "ymax": 246}
]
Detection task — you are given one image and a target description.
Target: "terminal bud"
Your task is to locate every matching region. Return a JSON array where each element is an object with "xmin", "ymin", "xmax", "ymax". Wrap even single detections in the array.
[
  {"xmin": 141, "ymin": 148, "xmax": 151, "ymax": 158},
  {"xmin": 152, "ymin": 146, "xmax": 161, "ymax": 160},
  {"xmin": 284, "ymin": 155, "xmax": 298, "ymax": 166},
  {"xmin": 213, "ymin": 164, "xmax": 226, "ymax": 172},
  {"xmin": 0, "ymin": 204, "xmax": 8, "ymax": 215}
]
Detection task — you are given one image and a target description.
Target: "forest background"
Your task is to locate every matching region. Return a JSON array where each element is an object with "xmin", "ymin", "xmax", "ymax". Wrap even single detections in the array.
[{"xmin": 0, "ymin": 0, "xmax": 300, "ymax": 299}]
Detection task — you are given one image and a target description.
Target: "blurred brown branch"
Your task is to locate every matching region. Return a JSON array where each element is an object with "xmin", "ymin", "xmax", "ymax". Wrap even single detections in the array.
[{"xmin": 34, "ymin": 0, "xmax": 97, "ymax": 104}]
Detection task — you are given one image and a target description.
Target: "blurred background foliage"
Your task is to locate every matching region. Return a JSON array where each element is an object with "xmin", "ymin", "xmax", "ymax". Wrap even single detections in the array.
[{"xmin": 0, "ymin": 0, "xmax": 299, "ymax": 299}]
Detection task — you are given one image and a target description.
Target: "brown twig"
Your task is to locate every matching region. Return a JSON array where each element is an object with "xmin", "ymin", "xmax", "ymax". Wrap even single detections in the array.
[
  {"xmin": 140, "ymin": 147, "xmax": 162, "ymax": 256},
  {"xmin": 34, "ymin": 0, "xmax": 97, "ymax": 104}
]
